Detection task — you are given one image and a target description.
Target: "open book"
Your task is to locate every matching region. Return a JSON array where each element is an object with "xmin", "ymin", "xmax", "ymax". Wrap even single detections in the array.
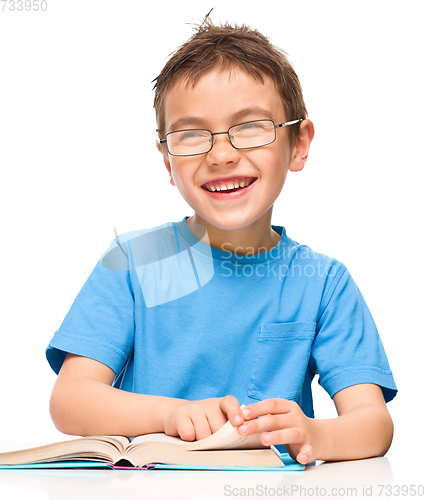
[{"xmin": 0, "ymin": 419, "xmax": 293, "ymax": 470}]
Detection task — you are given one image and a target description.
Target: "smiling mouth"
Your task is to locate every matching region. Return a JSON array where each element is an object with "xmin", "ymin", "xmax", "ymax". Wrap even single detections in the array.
[{"xmin": 201, "ymin": 176, "xmax": 257, "ymax": 193}]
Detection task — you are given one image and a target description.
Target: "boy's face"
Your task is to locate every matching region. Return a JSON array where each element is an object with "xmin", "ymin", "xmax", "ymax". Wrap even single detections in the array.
[{"xmin": 159, "ymin": 67, "xmax": 308, "ymax": 233}]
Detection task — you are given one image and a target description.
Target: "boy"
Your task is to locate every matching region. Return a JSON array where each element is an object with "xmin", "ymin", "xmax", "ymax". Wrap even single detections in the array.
[{"xmin": 47, "ymin": 18, "xmax": 397, "ymax": 465}]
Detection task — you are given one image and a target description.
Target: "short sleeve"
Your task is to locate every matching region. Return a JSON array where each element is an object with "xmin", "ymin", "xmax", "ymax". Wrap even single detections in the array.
[
  {"xmin": 311, "ymin": 267, "xmax": 397, "ymax": 402},
  {"xmin": 46, "ymin": 239, "xmax": 135, "ymax": 377}
]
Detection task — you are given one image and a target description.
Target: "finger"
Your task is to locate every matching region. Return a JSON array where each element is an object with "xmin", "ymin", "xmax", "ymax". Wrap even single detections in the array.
[
  {"xmin": 206, "ymin": 410, "xmax": 228, "ymax": 435},
  {"xmin": 295, "ymin": 445, "xmax": 314, "ymax": 465},
  {"xmin": 276, "ymin": 442, "xmax": 313, "ymax": 465},
  {"xmin": 175, "ymin": 417, "xmax": 196, "ymax": 442},
  {"xmin": 219, "ymin": 395, "xmax": 244, "ymax": 426},
  {"xmin": 260, "ymin": 427, "xmax": 306, "ymax": 448},
  {"xmin": 190, "ymin": 414, "xmax": 215, "ymax": 441},
  {"xmin": 242, "ymin": 399, "xmax": 297, "ymax": 421},
  {"xmin": 238, "ymin": 413, "xmax": 288, "ymax": 436}
]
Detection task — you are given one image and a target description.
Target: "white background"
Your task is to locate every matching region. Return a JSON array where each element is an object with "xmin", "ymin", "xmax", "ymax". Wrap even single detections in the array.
[{"xmin": 0, "ymin": 0, "xmax": 424, "ymax": 472}]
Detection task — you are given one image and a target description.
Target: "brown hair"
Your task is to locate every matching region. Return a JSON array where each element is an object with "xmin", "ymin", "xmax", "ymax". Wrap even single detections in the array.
[{"xmin": 153, "ymin": 15, "xmax": 307, "ymax": 146}]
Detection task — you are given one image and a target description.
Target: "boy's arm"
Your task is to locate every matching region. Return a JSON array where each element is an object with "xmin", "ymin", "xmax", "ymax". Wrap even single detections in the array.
[
  {"xmin": 50, "ymin": 353, "xmax": 244, "ymax": 439},
  {"xmin": 236, "ymin": 384, "xmax": 393, "ymax": 464}
]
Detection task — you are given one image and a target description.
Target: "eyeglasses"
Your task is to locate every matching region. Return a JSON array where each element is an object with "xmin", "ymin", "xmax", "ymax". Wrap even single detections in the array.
[{"xmin": 158, "ymin": 118, "xmax": 303, "ymax": 157}]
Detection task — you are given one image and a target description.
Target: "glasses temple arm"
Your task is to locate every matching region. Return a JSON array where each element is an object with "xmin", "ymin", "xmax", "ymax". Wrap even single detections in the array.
[{"xmin": 275, "ymin": 118, "xmax": 303, "ymax": 128}]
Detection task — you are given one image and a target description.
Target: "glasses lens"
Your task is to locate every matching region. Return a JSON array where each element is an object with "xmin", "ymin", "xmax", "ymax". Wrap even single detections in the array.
[
  {"xmin": 167, "ymin": 129, "xmax": 212, "ymax": 156},
  {"xmin": 230, "ymin": 120, "xmax": 275, "ymax": 149}
]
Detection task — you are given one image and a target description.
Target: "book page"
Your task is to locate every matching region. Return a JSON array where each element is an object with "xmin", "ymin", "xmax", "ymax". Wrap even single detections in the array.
[
  {"xmin": 131, "ymin": 433, "xmax": 187, "ymax": 446},
  {"xmin": 131, "ymin": 419, "xmax": 265, "ymax": 451},
  {"xmin": 97, "ymin": 436, "xmax": 130, "ymax": 449},
  {"xmin": 186, "ymin": 419, "xmax": 264, "ymax": 451},
  {"xmin": 0, "ymin": 436, "xmax": 126, "ymax": 465}
]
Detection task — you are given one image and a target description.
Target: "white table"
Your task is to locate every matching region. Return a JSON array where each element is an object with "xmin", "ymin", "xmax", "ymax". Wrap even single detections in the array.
[{"xmin": 0, "ymin": 450, "xmax": 422, "ymax": 500}]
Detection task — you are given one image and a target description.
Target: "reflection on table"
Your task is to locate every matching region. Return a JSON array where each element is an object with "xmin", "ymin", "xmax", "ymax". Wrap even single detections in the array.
[{"xmin": 0, "ymin": 457, "xmax": 393, "ymax": 500}]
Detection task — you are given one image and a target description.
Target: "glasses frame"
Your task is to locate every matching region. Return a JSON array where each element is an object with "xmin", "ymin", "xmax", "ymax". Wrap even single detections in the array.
[{"xmin": 157, "ymin": 118, "xmax": 303, "ymax": 157}]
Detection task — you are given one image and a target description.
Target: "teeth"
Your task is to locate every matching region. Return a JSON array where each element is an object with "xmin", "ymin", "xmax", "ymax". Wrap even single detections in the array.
[{"xmin": 205, "ymin": 179, "xmax": 252, "ymax": 192}]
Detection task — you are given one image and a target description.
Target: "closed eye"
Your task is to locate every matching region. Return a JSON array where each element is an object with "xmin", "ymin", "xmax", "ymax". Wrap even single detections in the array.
[
  {"xmin": 179, "ymin": 131, "xmax": 205, "ymax": 141},
  {"xmin": 238, "ymin": 122, "xmax": 264, "ymax": 130}
]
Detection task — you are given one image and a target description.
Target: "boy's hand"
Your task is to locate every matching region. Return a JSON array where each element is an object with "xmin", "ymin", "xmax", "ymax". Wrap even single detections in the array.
[
  {"xmin": 236, "ymin": 385, "xmax": 393, "ymax": 464},
  {"xmin": 237, "ymin": 399, "xmax": 318, "ymax": 464},
  {"xmin": 162, "ymin": 395, "xmax": 244, "ymax": 442}
]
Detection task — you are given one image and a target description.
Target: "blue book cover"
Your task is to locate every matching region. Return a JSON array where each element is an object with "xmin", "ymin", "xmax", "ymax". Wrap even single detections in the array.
[{"xmin": 0, "ymin": 453, "xmax": 304, "ymax": 471}]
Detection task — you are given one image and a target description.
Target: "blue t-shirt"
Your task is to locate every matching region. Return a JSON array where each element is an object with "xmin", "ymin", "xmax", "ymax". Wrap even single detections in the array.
[{"xmin": 46, "ymin": 218, "xmax": 397, "ymax": 418}]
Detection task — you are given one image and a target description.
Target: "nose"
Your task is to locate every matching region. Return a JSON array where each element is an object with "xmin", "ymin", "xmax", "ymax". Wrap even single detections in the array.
[{"xmin": 207, "ymin": 132, "xmax": 241, "ymax": 166}]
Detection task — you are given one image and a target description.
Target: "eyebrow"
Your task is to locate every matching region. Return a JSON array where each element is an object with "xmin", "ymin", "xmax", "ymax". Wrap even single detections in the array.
[
  {"xmin": 168, "ymin": 107, "xmax": 276, "ymax": 133},
  {"xmin": 231, "ymin": 107, "xmax": 275, "ymax": 123},
  {"xmin": 169, "ymin": 116, "xmax": 207, "ymax": 132}
]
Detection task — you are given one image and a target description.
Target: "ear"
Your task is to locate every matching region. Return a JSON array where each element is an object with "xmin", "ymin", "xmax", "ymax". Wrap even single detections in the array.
[
  {"xmin": 288, "ymin": 119, "xmax": 315, "ymax": 173},
  {"xmin": 156, "ymin": 140, "xmax": 176, "ymax": 187}
]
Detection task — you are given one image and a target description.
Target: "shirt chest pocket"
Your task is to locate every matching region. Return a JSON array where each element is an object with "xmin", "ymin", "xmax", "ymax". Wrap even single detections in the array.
[{"xmin": 248, "ymin": 322, "xmax": 316, "ymax": 402}]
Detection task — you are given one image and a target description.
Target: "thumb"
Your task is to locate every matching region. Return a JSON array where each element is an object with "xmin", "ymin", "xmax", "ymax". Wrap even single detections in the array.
[{"xmin": 296, "ymin": 445, "xmax": 314, "ymax": 465}]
